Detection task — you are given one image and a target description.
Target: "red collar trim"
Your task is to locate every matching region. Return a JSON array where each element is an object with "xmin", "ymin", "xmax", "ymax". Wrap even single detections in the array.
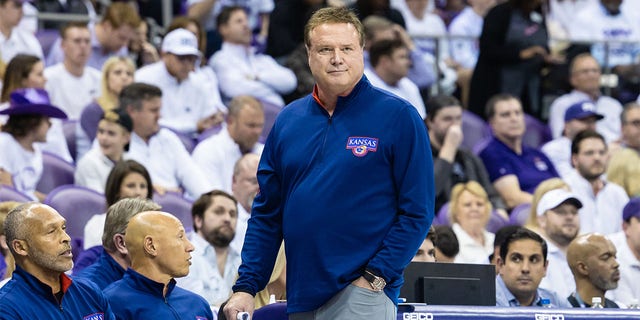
[
  {"xmin": 312, "ymin": 85, "xmax": 325, "ymax": 108},
  {"xmin": 60, "ymin": 273, "xmax": 72, "ymax": 294}
]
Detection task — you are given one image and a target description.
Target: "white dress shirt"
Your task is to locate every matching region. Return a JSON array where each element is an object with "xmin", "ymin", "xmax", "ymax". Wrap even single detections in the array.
[
  {"xmin": 210, "ymin": 42, "xmax": 296, "ymax": 107},
  {"xmin": 364, "ymin": 69, "xmax": 426, "ymax": 119},
  {"xmin": 192, "ymin": 127, "xmax": 263, "ymax": 194},
  {"xmin": 176, "ymin": 232, "xmax": 242, "ymax": 306},
  {"xmin": 128, "ymin": 129, "xmax": 212, "ymax": 200},
  {"xmin": 564, "ymin": 170, "xmax": 628, "ymax": 235}
]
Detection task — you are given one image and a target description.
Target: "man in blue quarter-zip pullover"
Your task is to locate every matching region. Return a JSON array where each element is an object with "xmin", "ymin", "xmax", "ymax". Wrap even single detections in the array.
[
  {"xmin": 0, "ymin": 203, "xmax": 115, "ymax": 319},
  {"xmin": 104, "ymin": 211, "xmax": 213, "ymax": 320},
  {"xmin": 74, "ymin": 198, "xmax": 161, "ymax": 289},
  {"xmin": 223, "ymin": 6, "xmax": 434, "ymax": 320}
]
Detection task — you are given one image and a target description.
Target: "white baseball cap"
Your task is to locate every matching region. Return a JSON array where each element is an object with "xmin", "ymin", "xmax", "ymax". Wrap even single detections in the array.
[
  {"xmin": 536, "ymin": 189, "xmax": 582, "ymax": 216},
  {"xmin": 161, "ymin": 28, "xmax": 201, "ymax": 57}
]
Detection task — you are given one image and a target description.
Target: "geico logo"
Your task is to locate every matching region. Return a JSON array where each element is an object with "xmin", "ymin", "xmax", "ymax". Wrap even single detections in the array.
[
  {"xmin": 402, "ymin": 312, "xmax": 434, "ymax": 320},
  {"xmin": 534, "ymin": 314, "xmax": 565, "ymax": 320}
]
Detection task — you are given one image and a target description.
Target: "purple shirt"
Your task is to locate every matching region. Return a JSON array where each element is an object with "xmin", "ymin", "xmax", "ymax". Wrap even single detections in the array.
[{"xmin": 479, "ymin": 137, "xmax": 558, "ymax": 193}]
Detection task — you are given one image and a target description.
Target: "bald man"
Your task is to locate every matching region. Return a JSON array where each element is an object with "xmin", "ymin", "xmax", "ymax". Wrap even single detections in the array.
[
  {"xmin": 230, "ymin": 153, "xmax": 260, "ymax": 253},
  {"xmin": 74, "ymin": 198, "xmax": 162, "ymax": 289},
  {"xmin": 103, "ymin": 211, "xmax": 213, "ymax": 320},
  {"xmin": 0, "ymin": 203, "xmax": 114, "ymax": 319},
  {"xmin": 567, "ymin": 233, "xmax": 620, "ymax": 308}
]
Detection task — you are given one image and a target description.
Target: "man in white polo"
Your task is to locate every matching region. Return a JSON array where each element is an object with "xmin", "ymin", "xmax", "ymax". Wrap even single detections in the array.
[{"xmin": 136, "ymin": 28, "xmax": 225, "ymax": 137}]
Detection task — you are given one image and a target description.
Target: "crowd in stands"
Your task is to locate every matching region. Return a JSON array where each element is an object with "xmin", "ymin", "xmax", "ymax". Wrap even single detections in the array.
[{"xmin": 1, "ymin": 0, "xmax": 640, "ymax": 318}]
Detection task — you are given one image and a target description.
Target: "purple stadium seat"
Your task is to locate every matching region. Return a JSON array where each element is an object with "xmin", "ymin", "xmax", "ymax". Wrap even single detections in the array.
[
  {"xmin": 79, "ymin": 103, "xmax": 104, "ymax": 142},
  {"xmin": 523, "ymin": 113, "xmax": 552, "ymax": 149},
  {"xmin": 253, "ymin": 302, "xmax": 288, "ymax": 320},
  {"xmin": 472, "ymin": 136, "xmax": 493, "ymax": 155},
  {"xmin": 434, "ymin": 202, "xmax": 450, "ymax": 225},
  {"xmin": 461, "ymin": 110, "xmax": 491, "ymax": 151},
  {"xmin": 36, "ymin": 151, "xmax": 75, "ymax": 194},
  {"xmin": 163, "ymin": 127, "xmax": 196, "ymax": 154},
  {"xmin": 153, "ymin": 191, "xmax": 194, "ymax": 232},
  {"xmin": 0, "ymin": 185, "xmax": 32, "ymax": 202},
  {"xmin": 44, "ymin": 185, "xmax": 107, "ymax": 259},
  {"xmin": 196, "ymin": 123, "xmax": 223, "ymax": 143},
  {"xmin": 35, "ymin": 29, "xmax": 60, "ymax": 58},
  {"xmin": 509, "ymin": 203, "xmax": 532, "ymax": 226},
  {"xmin": 72, "ymin": 245, "xmax": 104, "ymax": 274},
  {"xmin": 259, "ymin": 99, "xmax": 281, "ymax": 142},
  {"xmin": 486, "ymin": 211, "xmax": 510, "ymax": 233},
  {"xmin": 62, "ymin": 119, "xmax": 78, "ymax": 161}
]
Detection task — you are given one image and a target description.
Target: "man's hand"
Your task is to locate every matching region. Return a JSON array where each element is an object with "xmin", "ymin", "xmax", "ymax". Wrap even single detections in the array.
[
  {"xmin": 224, "ymin": 292, "xmax": 255, "ymax": 320},
  {"xmin": 392, "ymin": 24, "xmax": 416, "ymax": 51},
  {"xmin": 351, "ymin": 276, "xmax": 375, "ymax": 291},
  {"xmin": 140, "ymin": 42, "xmax": 160, "ymax": 65},
  {"xmin": 438, "ymin": 124, "xmax": 463, "ymax": 163},
  {"xmin": 197, "ymin": 112, "xmax": 224, "ymax": 133}
]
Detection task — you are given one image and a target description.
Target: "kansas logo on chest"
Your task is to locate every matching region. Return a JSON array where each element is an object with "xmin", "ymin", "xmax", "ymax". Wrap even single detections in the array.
[
  {"xmin": 346, "ymin": 136, "xmax": 379, "ymax": 157},
  {"xmin": 83, "ymin": 313, "xmax": 104, "ymax": 320}
]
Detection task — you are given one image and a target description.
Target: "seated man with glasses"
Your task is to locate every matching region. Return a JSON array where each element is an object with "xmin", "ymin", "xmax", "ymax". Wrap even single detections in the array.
[{"xmin": 548, "ymin": 53, "xmax": 623, "ymax": 144}]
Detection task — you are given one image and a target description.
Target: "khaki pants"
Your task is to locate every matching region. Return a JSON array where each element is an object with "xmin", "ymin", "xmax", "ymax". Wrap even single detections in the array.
[{"xmin": 289, "ymin": 284, "xmax": 396, "ymax": 320}]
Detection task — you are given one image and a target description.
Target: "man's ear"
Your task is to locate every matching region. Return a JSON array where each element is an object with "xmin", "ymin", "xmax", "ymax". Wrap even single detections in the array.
[
  {"xmin": 538, "ymin": 214, "xmax": 547, "ymax": 230},
  {"xmin": 0, "ymin": 235, "xmax": 8, "ymax": 251},
  {"xmin": 495, "ymin": 256, "xmax": 505, "ymax": 275},
  {"xmin": 113, "ymin": 233, "xmax": 129, "ymax": 256},
  {"xmin": 194, "ymin": 215, "xmax": 203, "ymax": 233},
  {"xmin": 379, "ymin": 55, "xmax": 391, "ymax": 68},
  {"xmin": 10, "ymin": 239, "xmax": 28, "ymax": 257},
  {"xmin": 571, "ymin": 154, "xmax": 578, "ymax": 168},
  {"xmin": 577, "ymin": 261, "xmax": 589, "ymax": 276},
  {"xmin": 143, "ymin": 236, "xmax": 157, "ymax": 257}
]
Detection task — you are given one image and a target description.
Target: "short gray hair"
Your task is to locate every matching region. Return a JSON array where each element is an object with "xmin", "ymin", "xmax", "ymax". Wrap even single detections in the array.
[
  {"xmin": 4, "ymin": 202, "xmax": 40, "ymax": 255},
  {"xmin": 102, "ymin": 198, "xmax": 161, "ymax": 252}
]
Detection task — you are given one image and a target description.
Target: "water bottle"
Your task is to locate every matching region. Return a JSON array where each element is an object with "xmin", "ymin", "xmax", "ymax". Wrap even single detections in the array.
[
  {"xmin": 540, "ymin": 298, "xmax": 552, "ymax": 308},
  {"xmin": 591, "ymin": 297, "xmax": 604, "ymax": 308}
]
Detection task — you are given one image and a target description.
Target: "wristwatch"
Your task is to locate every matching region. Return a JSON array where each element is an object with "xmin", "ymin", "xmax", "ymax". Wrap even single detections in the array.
[{"xmin": 362, "ymin": 269, "xmax": 386, "ymax": 292}]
